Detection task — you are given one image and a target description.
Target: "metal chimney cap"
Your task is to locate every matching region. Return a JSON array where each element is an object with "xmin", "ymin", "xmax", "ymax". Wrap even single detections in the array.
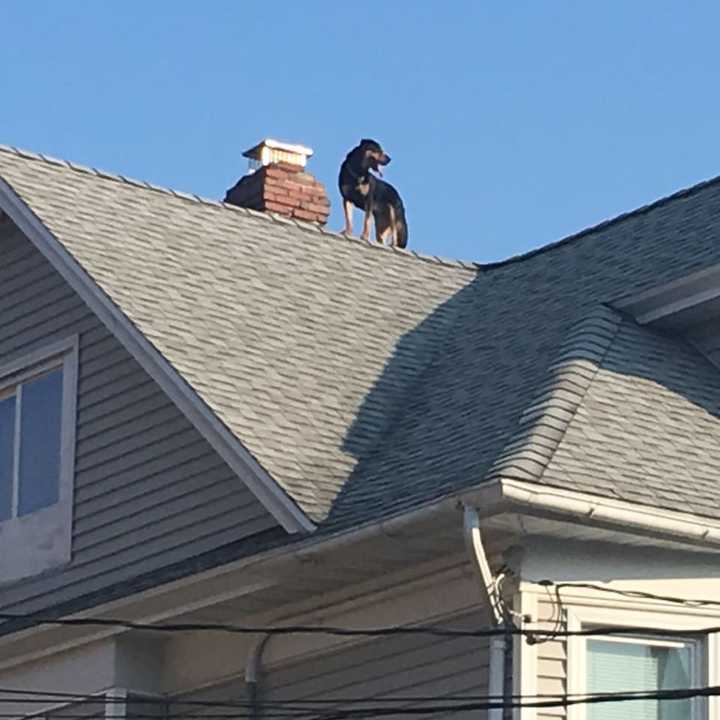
[{"xmin": 242, "ymin": 139, "xmax": 314, "ymax": 169}]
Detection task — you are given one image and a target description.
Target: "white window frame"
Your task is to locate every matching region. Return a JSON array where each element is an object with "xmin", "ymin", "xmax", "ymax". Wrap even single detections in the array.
[
  {"xmin": 566, "ymin": 603, "xmax": 717, "ymax": 720},
  {"xmin": 0, "ymin": 336, "xmax": 78, "ymax": 583}
]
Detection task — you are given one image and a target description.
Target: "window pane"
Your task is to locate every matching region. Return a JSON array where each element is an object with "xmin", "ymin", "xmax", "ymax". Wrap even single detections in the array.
[
  {"xmin": 18, "ymin": 369, "xmax": 63, "ymax": 516},
  {"xmin": 587, "ymin": 639, "xmax": 692, "ymax": 720},
  {"xmin": 0, "ymin": 395, "xmax": 15, "ymax": 521}
]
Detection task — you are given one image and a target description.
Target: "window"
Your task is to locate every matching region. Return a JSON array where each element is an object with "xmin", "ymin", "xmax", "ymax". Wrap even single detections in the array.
[
  {"xmin": 564, "ymin": 604, "xmax": 709, "ymax": 720},
  {"xmin": 0, "ymin": 367, "xmax": 64, "ymax": 520},
  {"xmin": 586, "ymin": 635, "xmax": 697, "ymax": 720},
  {"xmin": 0, "ymin": 337, "xmax": 78, "ymax": 582}
]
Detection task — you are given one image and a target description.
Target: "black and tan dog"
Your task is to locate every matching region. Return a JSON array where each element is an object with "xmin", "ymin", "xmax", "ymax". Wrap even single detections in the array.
[{"xmin": 338, "ymin": 139, "xmax": 408, "ymax": 249}]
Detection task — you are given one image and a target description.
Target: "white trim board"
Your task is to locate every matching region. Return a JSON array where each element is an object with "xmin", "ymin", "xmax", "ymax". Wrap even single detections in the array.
[
  {"xmin": 0, "ymin": 177, "xmax": 314, "ymax": 534},
  {"xmin": 513, "ymin": 590, "xmax": 538, "ymax": 720},
  {"xmin": 614, "ymin": 261, "xmax": 720, "ymax": 326}
]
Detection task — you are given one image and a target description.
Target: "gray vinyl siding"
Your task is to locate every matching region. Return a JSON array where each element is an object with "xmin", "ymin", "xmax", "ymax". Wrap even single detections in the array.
[
  {"xmin": 180, "ymin": 612, "xmax": 490, "ymax": 720},
  {"xmin": 0, "ymin": 221, "xmax": 278, "ymax": 612}
]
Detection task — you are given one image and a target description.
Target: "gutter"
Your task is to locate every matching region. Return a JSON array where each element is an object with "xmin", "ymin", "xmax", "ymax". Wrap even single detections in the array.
[
  {"xmin": 301, "ymin": 477, "xmax": 720, "ymax": 557},
  {"xmin": 494, "ymin": 479, "xmax": 720, "ymax": 546}
]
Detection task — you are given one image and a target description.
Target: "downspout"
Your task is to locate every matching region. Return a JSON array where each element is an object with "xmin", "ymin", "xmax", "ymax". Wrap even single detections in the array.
[
  {"xmin": 245, "ymin": 633, "xmax": 271, "ymax": 720},
  {"xmin": 463, "ymin": 504, "xmax": 508, "ymax": 720}
]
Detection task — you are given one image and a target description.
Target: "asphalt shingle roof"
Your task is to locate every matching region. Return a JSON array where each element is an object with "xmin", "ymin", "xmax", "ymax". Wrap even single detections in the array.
[
  {"xmin": 540, "ymin": 315, "xmax": 720, "ymax": 518},
  {"xmin": 4, "ymin": 144, "xmax": 720, "ymax": 531},
  {"xmin": 0, "ymin": 146, "xmax": 475, "ymax": 525}
]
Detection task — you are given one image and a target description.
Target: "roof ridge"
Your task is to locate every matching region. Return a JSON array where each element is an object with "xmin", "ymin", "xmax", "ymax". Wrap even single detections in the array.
[
  {"xmin": 6, "ymin": 143, "xmax": 718, "ymax": 275},
  {"xmin": 0, "ymin": 143, "xmax": 479, "ymax": 274},
  {"xmin": 484, "ymin": 305, "xmax": 623, "ymax": 484},
  {"xmin": 6, "ymin": 143, "xmax": 717, "ymax": 274},
  {"xmin": 478, "ymin": 173, "xmax": 720, "ymax": 270}
]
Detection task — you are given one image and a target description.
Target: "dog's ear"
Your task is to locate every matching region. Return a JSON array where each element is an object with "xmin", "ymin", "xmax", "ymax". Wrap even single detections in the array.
[{"xmin": 360, "ymin": 138, "xmax": 373, "ymax": 145}]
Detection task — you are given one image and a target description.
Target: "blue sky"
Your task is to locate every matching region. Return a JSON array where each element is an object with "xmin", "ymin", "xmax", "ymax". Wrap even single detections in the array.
[{"xmin": 1, "ymin": 1, "xmax": 718, "ymax": 263}]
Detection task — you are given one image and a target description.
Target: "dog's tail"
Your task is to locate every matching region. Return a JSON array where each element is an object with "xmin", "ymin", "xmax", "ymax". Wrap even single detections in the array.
[{"xmin": 394, "ymin": 200, "xmax": 408, "ymax": 249}]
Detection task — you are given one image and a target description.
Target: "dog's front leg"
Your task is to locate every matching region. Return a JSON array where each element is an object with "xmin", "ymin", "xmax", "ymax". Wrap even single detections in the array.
[
  {"xmin": 343, "ymin": 199, "xmax": 354, "ymax": 235},
  {"xmin": 361, "ymin": 194, "xmax": 374, "ymax": 241},
  {"xmin": 361, "ymin": 213, "xmax": 372, "ymax": 241}
]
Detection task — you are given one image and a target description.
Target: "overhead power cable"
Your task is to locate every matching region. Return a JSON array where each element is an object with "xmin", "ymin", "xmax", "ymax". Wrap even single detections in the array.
[
  {"xmin": 537, "ymin": 580, "xmax": 720, "ymax": 609},
  {"xmin": 4, "ymin": 582, "xmax": 720, "ymax": 717},
  {"xmin": 2, "ymin": 611, "xmax": 720, "ymax": 641},
  {"xmin": 0, "ymin": 685, "xmax": 717, "ymax": 717}
]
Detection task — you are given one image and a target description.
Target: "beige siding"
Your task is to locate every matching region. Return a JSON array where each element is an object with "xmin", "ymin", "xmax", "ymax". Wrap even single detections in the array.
[
  {"xmin": 535, "ymin": 597, "xmax": 567, "ymax": 720},
  {"xmin": 182, "ymin": 611, "xmax": 491, "ymax": 720},
  {"xmin": 0, "ymin": 221, "xmax": 278, "ymax": 612}
]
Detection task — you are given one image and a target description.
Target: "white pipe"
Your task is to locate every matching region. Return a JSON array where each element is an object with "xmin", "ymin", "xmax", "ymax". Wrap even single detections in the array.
[
  {"xmin": 488, "ymin": 637, "xmax": 506, "ymax": 720},
  {"xmin": 463, "ymin": 505, "xmax": 504, "ymax": 625},
  {"xmin": 463, "ymin": 504, "xmax": 505, "ymax": 720},
  {"xmin": 245, "ymin": 634, "xmax": 271, "ymax": 720}
]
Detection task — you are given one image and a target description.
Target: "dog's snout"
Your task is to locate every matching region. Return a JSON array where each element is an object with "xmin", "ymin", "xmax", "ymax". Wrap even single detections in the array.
[{"xmin": 382, "ymin": 154, "xmax": 391, "ymax": 165}]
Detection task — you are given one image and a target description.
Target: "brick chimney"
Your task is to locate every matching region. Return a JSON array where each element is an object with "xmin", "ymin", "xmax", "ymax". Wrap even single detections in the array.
[{"xmin": 224, "ymin": 139, "xmax": 330, "ymax": 224}]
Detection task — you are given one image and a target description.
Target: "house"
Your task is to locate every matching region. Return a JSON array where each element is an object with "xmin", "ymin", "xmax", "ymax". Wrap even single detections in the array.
[{"xmin": 2, "ymin": 139, "xmax": 720, "ymax": 720}]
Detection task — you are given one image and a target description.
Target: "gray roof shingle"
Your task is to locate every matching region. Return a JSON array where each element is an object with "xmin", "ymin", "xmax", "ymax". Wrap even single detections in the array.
[
  {"xmin": 4, "ymin": 144, "xmax": 720, "ymax": 531},
  {"xmin": 0, "ymin": 146, "xmax": 475, "ymax": 525},
  {"xmin": 539, "ymin": 317, "xmax": 720, "ymax": 518}
]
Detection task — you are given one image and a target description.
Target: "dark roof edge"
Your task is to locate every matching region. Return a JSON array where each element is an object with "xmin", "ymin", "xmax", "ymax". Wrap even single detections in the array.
[
  {"xmin": 477, "ymin": 172, "xmax": 720, "ymax": 270},
  {"xmin": 0, "ymin": 526, "xmax": 290, "ymax": 639}
]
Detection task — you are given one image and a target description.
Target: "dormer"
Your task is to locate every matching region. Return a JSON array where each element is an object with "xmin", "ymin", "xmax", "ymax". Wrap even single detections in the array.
[{"xmin": 616, "ymin": 263, "xmax": 720, "ymax": 365}]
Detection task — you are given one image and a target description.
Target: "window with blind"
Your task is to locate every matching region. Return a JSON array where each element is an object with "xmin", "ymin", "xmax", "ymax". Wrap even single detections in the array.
[{"xmin": 586, "ymin": 636, "xmax": 697, "ymax": 720}]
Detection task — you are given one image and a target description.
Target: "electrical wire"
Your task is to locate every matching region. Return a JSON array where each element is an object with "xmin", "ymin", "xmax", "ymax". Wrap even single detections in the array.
[
  {"xmin": 523, "ymin": 579, "xmax": 720, "ymax": 643},
  {"xmin": 0, "ymin": 685, "xmax": 717, "ymax": 717},
  {"xmin": 0, "ymin": 613, "xmax": 503, "ymax": 638},
  {"xmin": 5, "ymin": 581, "xmax": 720, "ymax": 716},
  {"xmin": 0, "ymin": 686, "xmax": 717, "ymax": 718},
  {"xmin": 3, "ymin": 612, "xmax": 720, "ymax": 641},
  {"xmin": 539, "ymin": 580, "xmax": 720, "ymax": 608}
]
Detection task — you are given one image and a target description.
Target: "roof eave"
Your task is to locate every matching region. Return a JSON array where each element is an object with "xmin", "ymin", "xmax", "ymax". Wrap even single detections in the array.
[
  {"xmin": 614, "ymin": 261, "xmax": 720, "ymax": 329},
  {"xmin": 0, "ymin": 176, "xmax": 316, "ymax": 535},
  {"xmin": 483, "ymin": 477, "xmax": 720, "ymax": 550}
]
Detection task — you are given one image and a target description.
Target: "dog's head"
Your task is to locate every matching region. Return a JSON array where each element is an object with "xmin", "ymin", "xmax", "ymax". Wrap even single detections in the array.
[{"xmin": 357, "ymin": 138, "xmax": 391, "ymax": 175}]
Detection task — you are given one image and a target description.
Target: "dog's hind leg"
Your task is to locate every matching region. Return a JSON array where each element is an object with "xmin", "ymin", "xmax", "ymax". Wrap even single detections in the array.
[
  {"xmin": 343, "ymin": 199, "xmax": 354, "ymax": 235},
  {"xmin": 395, "ymin": 219, "xmax": 408, "ymax": 249},
  {"xmin": 375, "ymin": 214, "xmax": 391, "ymax": 245},
  {"xmin": 387, "ymin": 204, "xmax": 398, "ymax": 247}
]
